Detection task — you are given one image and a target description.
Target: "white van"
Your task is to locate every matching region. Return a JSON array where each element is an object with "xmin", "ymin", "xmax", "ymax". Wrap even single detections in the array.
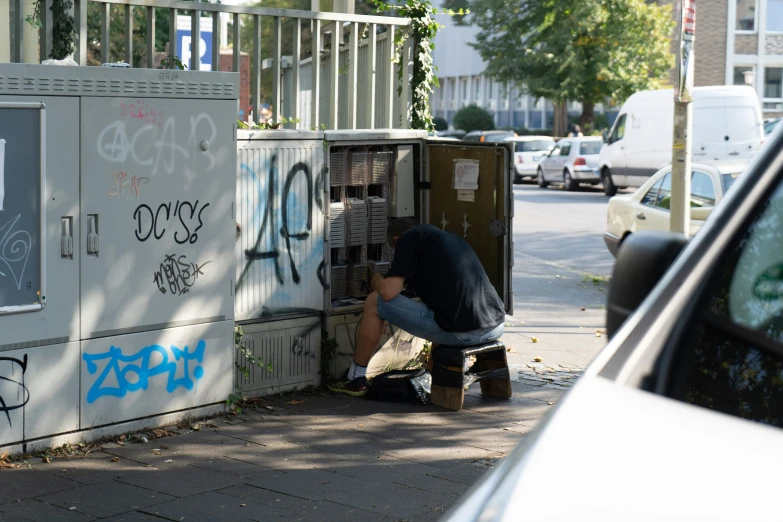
[{"xmin": 599, "ymin": 86, "xmax": 763, "ymax": 196}]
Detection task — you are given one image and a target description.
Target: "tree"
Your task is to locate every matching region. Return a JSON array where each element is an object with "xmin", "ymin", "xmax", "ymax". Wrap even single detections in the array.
[
  {"xmin": 445, "ymin": 0, "xmax": 674, "ymax": 129},
  {"xmin": 433, "ymin": 116, "xmax": 448, "ymax": 131},
  {"xmin": 453, "ymin": 104, "xmax": 494, "ymax": 132}
]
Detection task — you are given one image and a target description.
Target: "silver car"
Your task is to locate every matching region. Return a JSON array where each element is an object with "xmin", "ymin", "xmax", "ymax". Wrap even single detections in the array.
[{"xmin": 537, "ymin": 137, "xmax": 603, "ymax": 191}]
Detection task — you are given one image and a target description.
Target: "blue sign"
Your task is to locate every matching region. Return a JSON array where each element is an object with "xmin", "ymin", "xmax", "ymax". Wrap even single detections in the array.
[{"xmin": 175, "ymin": 16, "xmax": 213, "ymax": 71}]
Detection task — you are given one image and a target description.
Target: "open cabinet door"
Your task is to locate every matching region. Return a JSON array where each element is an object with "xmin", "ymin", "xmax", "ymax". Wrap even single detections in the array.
[{"xmin": 426, "ymin": 141, "xmax": 514, "ymax": 315}]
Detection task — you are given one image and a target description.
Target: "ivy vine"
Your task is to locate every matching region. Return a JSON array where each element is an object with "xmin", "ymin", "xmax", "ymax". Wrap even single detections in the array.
[
  {"xmin": 26, "ymin": 0, "xmax": 76, "ymax": 60},
  {"xmin": 372, "ymin": 0, "xmax": 466, "ymax": 131}
]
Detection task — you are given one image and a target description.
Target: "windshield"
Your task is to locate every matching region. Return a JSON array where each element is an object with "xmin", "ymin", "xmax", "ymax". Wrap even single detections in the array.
[
  {"xmin": 516, "ymin": 140, "xmax": 554, "ymax": 152},
  {"xmin": 722, "ymin": 173, "xmax": 741, "ymax": 192},
  {"xmin": 579, "ymin": 141, "xmax": 603, "ymax": 155},
  {"xmin": 485, "ymin": 132, "xmax": 515, "ymax": 142}
]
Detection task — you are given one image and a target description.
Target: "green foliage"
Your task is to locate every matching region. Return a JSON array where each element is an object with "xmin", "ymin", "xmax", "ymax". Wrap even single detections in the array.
[
  {"xmin": 433, "ymin": 116, "xmax": 448, "ymax": 131},
  {"xmin": 458, "ymin": 0, "xmax": 674, "ymax": 125},
  {"xmin": 235, "ymin": 325, "xmax": 273, "ymax": 378},
  {"xmin": 453, "ymin": 104, "xmax": 494, "ymax": 132},
  {"xmin": 238, "ymin": 116, "xmax": 302, "ymax": 130},
  {"xmin": 50, "ymin": 0, "xmax": 76, "ymax": 60},
  {"xmin": 158, "ymin": 55, "xmax": 188, "ymax": 70},
  {"xmin": 373, "ymin": 0, "xmax": 467, "ymax": 131},
  {"xmin": 86, "ymin": 4, "xmax": 174, "ymax": 66}
]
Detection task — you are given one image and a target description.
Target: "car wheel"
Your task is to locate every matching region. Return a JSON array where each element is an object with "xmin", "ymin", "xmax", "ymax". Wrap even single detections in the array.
[
  {"xmin": 513, "ymin": 174, "xmax": 522, "ymax": 185},
  {"xmin": 537, "ymin": 168, "xmax": 548, "ymax": 188},
  {"xmin": 563, "ymin": 171, "xmax": 576, "ymax": 192},
  {"xmin": 602, "ymin": 169, "xmax": 617, "ymax": 197}
]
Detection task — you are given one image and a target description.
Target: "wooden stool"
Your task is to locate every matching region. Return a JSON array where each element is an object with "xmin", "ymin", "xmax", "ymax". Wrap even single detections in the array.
[{"xmin": 430, "ymin": 340, "xmax": 512, "ymax": 410}]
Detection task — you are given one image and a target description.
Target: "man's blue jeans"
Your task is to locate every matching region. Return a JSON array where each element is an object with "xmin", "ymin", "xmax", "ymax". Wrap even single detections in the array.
[{"xmin": 376, "ymin": 294, "xmax": 504, "ymax": 346}]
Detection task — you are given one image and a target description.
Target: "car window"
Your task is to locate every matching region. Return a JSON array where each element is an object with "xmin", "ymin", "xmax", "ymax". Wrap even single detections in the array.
[
  {"xmin": 641, "ymin": 177, "xmax": 665, "ymax": 207},
  {"xmin": 665, "ymin": 180, "xmax": 783, "ymax": 428},
  {"xmin": 517, "ymin": 140, "xmax": 554, "ymax": 152},
  {"xmin": 722, "ymin": 173, "xmax": 741, "ymax": 192},
  {"xmin": 549, "ymin": 146, "xmax": 561, "ymax": 157},
  {"xmin": 691, "ymin": 171, "xmax": 716, "ymax": 207},
  {"xmin": 463, "ymin": 134, "xmax": 479, "ymax": 142},
  {"xmin": 655, "ymin": 173, "xmax": 672, "ymax": 210},
  {"xmin": 560, "ymin": 144, "xmax": 572, "ymax": 156},
  {"xmin": 485, "ymin": 133, "xmax": 514, "ymax": 143},
  {"xmin": 580, "ymin": 141, "xmax": 602, "ymax": 155},
  {"xmin": 610, "ymin": 114, "xmax": 627, "ymax": 144}
]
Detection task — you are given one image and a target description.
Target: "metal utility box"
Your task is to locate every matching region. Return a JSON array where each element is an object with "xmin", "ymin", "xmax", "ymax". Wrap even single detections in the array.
[
  {"xmin": 323, "ymin": 130, "xmax": 514, "ymax": 374},
  {"xmin": 235, "ymin": 130, "xmax": 327, "ymax": 321},
  {"xmin": 0, "ymin": 64, "xmax": 238, "ymax": 447}
]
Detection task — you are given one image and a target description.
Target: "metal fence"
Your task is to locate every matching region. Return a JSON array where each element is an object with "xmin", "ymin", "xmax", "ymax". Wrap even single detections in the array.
[{"xmin": 2, "ymin": 0, "xmax": 411, "ymax": 130}]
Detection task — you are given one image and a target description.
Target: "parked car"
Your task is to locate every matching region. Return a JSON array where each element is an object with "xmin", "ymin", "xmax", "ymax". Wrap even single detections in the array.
[
  {"xmin": 436, "ymin": 129, "xmax": 466, "ymax": 139},
  {"xmin": 603, "ymin": 160, "xmax": 745, "ymax": 257},
  {"xmin": 463, "ymin": 130, "xmax": 516, "ymax": 143},
  {"xmin": 765, "ymin": 118, "xmax": 780, "ymax": 135},
  {"xmin": 537, "ymin": 136, "xmax": 603, "ymax": 191},
  {"xmin": 443, "ymin": 121, "xmax": 783, "ymax": 521},
  {"xmin": 504, "ymin": 136, "xmax": 556, "ymax": 183},
  {"xmin": 599, "ymin": 86, "xmax": 763, "ymax": 196}
]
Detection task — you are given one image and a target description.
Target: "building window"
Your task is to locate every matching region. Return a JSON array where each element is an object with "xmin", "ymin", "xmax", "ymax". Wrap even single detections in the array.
[
  {"xmin": 460, "ymin": 78, "xmax": 468, "ymax": 100},
  {"xmin": 764, "ymin": 67, "xmax": 782, "ymax": 99},
  {"xmin": 735, "ymin": 0, "xmax": 756, "ymax": 31},
  {"xmin": 474, "ymin": 78, "xmax": 481, "ymax": 98},
  {"xmin": 733, "ymin": 65, "xmax": 754, "ymax": 86},
  {"xmin": 768, "ymin": 0, "xmax": 783, "ymax": 31}
]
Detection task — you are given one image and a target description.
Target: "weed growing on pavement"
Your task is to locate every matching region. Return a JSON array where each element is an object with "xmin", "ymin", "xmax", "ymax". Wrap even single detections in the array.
[
  {"xmin": 235, "ymin": 325, "xmax": 273, "ymax": 378},
  {"xmin": 320, "ymin": 333, "xmax": 338, "ymax": 387},
  {"xmin": 582, "ymin": 273, "xmax": 609, "ymax": 285}
]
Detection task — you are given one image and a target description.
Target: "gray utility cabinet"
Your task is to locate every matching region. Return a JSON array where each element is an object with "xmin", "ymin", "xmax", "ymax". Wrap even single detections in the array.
[{"xmin": 0, "ymin": 64, "xmax": 238, "ymax": 447}]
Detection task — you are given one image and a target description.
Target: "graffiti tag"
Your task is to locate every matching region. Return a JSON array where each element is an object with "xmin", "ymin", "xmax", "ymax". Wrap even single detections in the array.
[
  {"xmin": 133, "ymin": 200, "xmax": 209, "ymax": 244},
  {"xmin": 153, "ymin": 254, "xmax": 212, "ymax": 296},
  {"xmin": 83, "ymin": 341, "xmax": 206, "ymax": 404},
  {"xmin": 0, "ymin": 214, "xmax": 32, "ymax": 291},
  {"xmin": 0, "ymin": 355, "xmax": 29, "ymax": 428},
  {"xmin": 108, "ymin": 170, "xmax": 150, "ymax": 200},
  {"xmin": 121, "ymin": 100, "xmax": 162, "ymax": 126}
]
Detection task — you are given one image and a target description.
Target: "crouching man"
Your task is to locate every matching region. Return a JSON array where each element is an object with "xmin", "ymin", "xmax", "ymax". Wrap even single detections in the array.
[{"xmin": 329, "ymin": 218, "xmax": 505, "ymax": 397}]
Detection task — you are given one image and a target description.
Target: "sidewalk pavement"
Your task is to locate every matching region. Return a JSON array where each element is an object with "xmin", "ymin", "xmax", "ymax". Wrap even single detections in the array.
[
  {"xmin": 0, "ymin": 375, "xmax": 577, "ymax": 522},
  {"xmin": 0, "ymin": 246, "xmax": 610, "ymax": 522}
]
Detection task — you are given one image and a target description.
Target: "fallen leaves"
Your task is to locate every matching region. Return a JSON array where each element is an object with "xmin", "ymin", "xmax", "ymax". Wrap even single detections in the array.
[
  {"xmin": 531, "ymin": 337, "xmax": 539, "ymax": 344},
  {"xmin": 533, "ymin": 356, "xmax": 543, "ymax": 362},
  {"xmin": 110, "ymin": 457, "xmax": 120, "ymax": 463},
  {"xmin": 286, "ymin": 400, "xmax": 306, "ymax": 405}
]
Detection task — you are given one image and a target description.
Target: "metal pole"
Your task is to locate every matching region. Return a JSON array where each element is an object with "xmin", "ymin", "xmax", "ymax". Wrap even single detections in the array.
[{"xmin": 670, "ymin": 0, "xmax": 696, "ymax": 236}]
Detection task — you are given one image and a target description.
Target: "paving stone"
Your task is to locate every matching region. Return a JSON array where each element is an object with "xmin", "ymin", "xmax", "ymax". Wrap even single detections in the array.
[
  {"xmin": 35, "ymin": 481, "xmax": 174, "ymax": 519},
  {"xmin": 436, "ymin": 427, "xmax": 531, "ymax": 454},
  {"xmin": 0, "ymin": 498, "xmax": 96, "ymax": 521},
  {"xmin": 329, "ymin": 483, "xmax": 453, "ymax": 519},
  {"xmin": 103, "ymin": 431, "xmax": 246, "ymax": 468},
  {"xmin": 189, "ymin": 457, "xmax": 280, "ymax": 478},
  {"xmin": 0, "ymin": 469, "xmax": 79, "ymax": 504},
  {"xmin": 218, "ymin": 485, "xmax": 392, "ymax": 522},
  {"xmin": 286, "ymin": 428, "xmax": 412, "ymax": 456},
  {"xmin": 0, "ymin": 512, "xmax": 35, "ymax": 522},
  {"xmin": 95, "ymin": 512, "xmax": 170, "ymax": 521},
  {"xmin": 316, "ymin": 453, "xmax": 441, "ymax": 485},
  {"xmin": 383, "ymin": 439, "xmax": 501, "ymax": 469},
  {"xmin": 392, "ymin": 472, "xmax": 470, "ymax": 497},
  {"xmin": 403, "ymin": 506, "xmax": 453, "ymax": 521},
  {"xmin": 116, "ymin": 465, "xmax": 242, "ymax": 497},
  {"xmin": 244, "ymin": 468, "xmax": 370, "ymax": 501},
  {"xmin": 230, "ymin": 441, "xmax": 354, "ymax": 472},
  {"xmin": 424, "ymin": 460, "xmax": 497, "ymax": 486},
  {"xmin": 139, "ymin": 490, "xmax": 289, "ymax": 522},
  {"xmin": 38, "ymin": 454, "xmax": 156, "ymax": 485},
  {"xmin": 461, "ymin": 394, "xmax": 553, "ymax": 423}
]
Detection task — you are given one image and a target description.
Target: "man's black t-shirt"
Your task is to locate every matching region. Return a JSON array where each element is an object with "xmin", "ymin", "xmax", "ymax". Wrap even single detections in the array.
[{"xmin": 384, "ymin": 224, "xmax": 505, "ymax": 332}]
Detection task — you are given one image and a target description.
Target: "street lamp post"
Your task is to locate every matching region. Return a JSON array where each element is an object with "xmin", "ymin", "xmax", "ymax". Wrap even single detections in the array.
[{"xmin": 670, "ymin": 0, "xmax": 697, "ymax": 236}]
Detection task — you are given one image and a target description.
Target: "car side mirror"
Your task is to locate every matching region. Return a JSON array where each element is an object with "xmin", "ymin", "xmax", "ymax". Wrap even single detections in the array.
[
  {"xmin": 690, "ymin": 206, "xmax": 712, "ymax": 221},
  {"xmin": 602, "ymin": 130, "xmax": 609, "ymax": 143},
  {"xmin": 607, "ymin": 231, "xmax": 688, "ymax": 339}
]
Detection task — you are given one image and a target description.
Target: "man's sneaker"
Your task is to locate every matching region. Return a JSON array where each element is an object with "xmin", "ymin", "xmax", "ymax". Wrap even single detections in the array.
[{"xmin": 328, "ymin": 376, "xmax": 368, "ymax": 397}]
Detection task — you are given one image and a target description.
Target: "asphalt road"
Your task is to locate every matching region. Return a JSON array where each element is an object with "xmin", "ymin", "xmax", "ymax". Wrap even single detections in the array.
[
  {"xmin": 503, "ymin": 182, "xmax": 626, "ymax": 368},
  {"xmin": 512, "ymin": 182, "xmax": 617, "ymax": 278}
]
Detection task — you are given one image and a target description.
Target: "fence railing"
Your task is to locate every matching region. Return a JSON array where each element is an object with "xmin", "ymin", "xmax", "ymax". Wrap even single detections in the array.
[{"xmin": 2, "ymin": 0, "xmax": 411, "ymax": 130}]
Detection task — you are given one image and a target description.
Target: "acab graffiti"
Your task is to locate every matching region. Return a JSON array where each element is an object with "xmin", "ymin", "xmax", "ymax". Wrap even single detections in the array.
[{"xmin": 83, "ymin": 341, "xmax": 206, "ymax": 404}]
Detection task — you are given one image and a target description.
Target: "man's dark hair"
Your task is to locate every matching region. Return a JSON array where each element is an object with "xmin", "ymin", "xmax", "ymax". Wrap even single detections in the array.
[{"xmin": 387, "ymin": 218, "xmax": 418, "ymax": 246}]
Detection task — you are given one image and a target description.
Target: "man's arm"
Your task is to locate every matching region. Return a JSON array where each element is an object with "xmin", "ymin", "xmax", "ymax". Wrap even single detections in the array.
[{"xmin": 372, "ymin": 274, "xmax": 404, "ymax": 302}]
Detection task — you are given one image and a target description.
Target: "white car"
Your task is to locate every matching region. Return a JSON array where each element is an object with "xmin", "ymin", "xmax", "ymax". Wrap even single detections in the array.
[
  {"xmin": 603, "ymin": 160, "xmax": 745, "ymax": 257},
  {"xmin": 504, "ymin": 136, "xmax": 555, "ymax": 184},
  {"xmin": 537, "ymin": 136, "xmax": 603, "ymax": 191},
  {"xmin": 444, "ymin": 127, "xmax": 783, "ymax": 522}
]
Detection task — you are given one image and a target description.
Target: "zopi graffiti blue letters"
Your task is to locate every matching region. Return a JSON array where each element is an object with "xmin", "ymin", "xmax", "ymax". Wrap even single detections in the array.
[{"xmin": 83, "ymin": 341, "xmax": 206, "ymax": 403}]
